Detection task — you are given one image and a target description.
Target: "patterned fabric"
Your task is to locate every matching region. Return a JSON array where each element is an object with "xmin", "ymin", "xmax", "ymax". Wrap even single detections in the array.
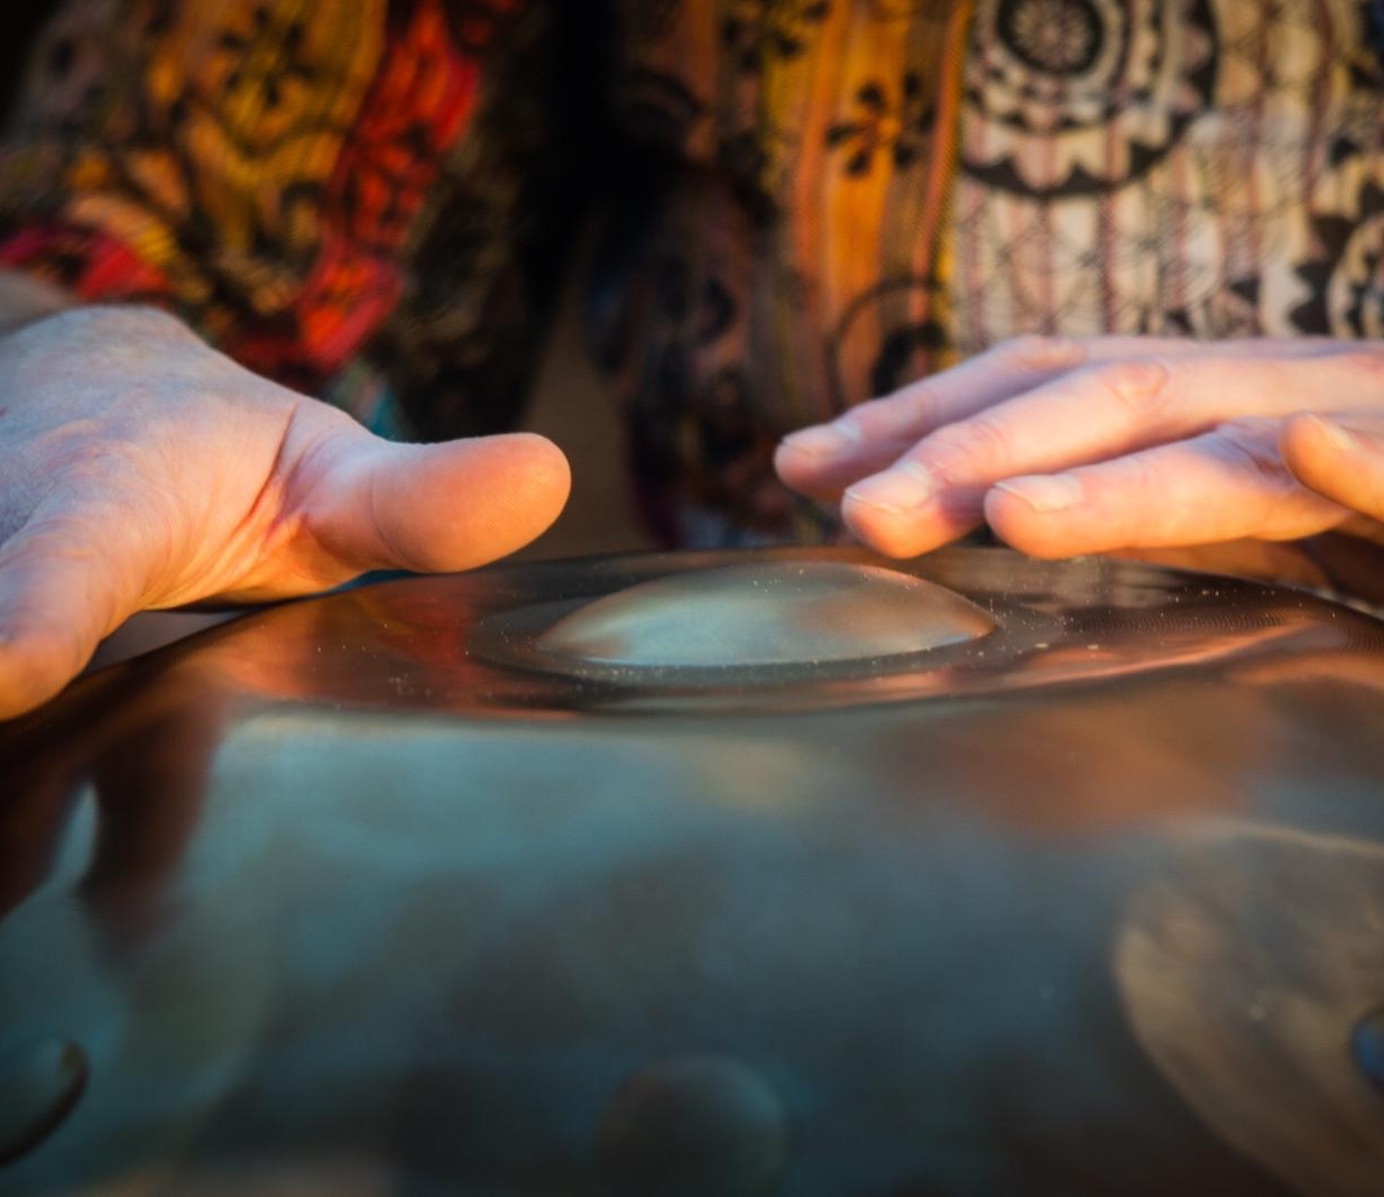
[
  {"xmin": 0, "ymin": 0, "xmax": 580, "ymax": 439},
  {"xmin": 953, "ymin": 0, "xmax": 1384, "ymax": 347},
  {"xmin": 597, "ymin": 0, "xmax": 1384, "ymax": 544},
  {"xmin": 595, "ymin": 0, "xmax": 976, "ymax": 543},
  {"xmin": 1, "ymin": 1, "xmax": 1382, "ymax": 546}
]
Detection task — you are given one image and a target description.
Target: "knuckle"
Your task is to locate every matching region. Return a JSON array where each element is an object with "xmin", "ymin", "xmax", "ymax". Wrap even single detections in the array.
[
  {"xmin": 31, "ymin": 432, "xmax": 112, "ymax": 487},
  {"xmin": 1092, "ymin": 359, "xmax": 1172, "ymax": 420},
  {"xmin": 924, "ymin": 415, "xmax": 1012, "ymax": 477},
  {"xmin": 39, "ymin": 428, "xmax": 146, "ymax": 491}
]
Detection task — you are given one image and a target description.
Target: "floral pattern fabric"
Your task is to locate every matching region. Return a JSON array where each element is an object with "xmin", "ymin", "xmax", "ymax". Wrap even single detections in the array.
[{"xmin": 1, "ymin": 1, "xmax": 1382, "ymax": 546}]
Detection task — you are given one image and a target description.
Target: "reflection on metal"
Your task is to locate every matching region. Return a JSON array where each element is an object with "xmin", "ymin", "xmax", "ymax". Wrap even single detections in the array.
[
  {"xmin": 0, "ymin": 1040, "xmax": 88, "ymax": 1167},
  {"xmin": 1356, "ymin": 1007, "xmax": 1384, "ymax": 1100},
  {"xmin": 1, "ymin": 546, "xmax": 1383, "ymax": 1195},
  {"xmin": 1115, "ymin": 827, "xmax": 1384, "ymax": 1195},
  {"xmin": 596, "ymin": 1056, "xmax": 789, "ymax": 1197}
]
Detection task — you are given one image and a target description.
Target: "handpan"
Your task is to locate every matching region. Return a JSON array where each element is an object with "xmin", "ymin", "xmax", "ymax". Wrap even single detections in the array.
[{"xmin": 1, "ymin": 546, "xmax": 1383, "ymax": 1196}]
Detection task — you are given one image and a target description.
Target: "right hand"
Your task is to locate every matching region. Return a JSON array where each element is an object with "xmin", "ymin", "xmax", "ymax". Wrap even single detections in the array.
[
  {"xmin": 0, "ymin": 305, "xmax": 570, "ymax": 719},
  {"xmin": 773, "ymin": 335, "xmax": 1384, "ymax": 563}
]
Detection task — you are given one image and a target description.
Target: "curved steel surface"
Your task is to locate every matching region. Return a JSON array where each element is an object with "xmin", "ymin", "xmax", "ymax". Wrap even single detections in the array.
[{"xmin": 1, "ymin": 546, "xmax": 1383, "ymax": 1196}]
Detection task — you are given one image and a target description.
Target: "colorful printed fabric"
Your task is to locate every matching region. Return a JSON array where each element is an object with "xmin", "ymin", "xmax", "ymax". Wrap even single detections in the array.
[
  {"xmin": 595, "ymin": 0, "xmax": 977, "ymax": 542},
  {"xmin": 596, "ymin": 0, "xmax": 1384, "ymax": 544},
  {"xmin": 0, "ymin": 0, "xmax": 580, "ymax": 440},
  {"xmin": 1, "ymin": 1, "xmax": 1383, "ymax": 547}
]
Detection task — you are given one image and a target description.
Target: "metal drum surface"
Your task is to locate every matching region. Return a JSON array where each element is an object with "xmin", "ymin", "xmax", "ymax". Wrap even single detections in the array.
[{"xmin": 1, "ymin": 546, "xmax": 1383, "ymax": 1196}]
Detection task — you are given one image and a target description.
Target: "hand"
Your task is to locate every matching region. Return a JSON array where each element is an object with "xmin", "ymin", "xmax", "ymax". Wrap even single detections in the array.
[
  {"xmin": 0, "ymin": 305, "xmax": 570, "ymax": 718},
  {"xmin": 774, "ymin": 335, "xmax": 1384, "ymax": 560}
]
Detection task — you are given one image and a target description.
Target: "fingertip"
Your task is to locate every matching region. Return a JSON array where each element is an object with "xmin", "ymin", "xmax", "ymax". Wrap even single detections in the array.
[
  {"xmin": 840, "ymin": 505, "xmax": 921, "ymax": 558},
  {"xmin": 771, "ymin": 439, "xmax": 816, "ymax": 493},
  {"xmin": 777, "ymin": 424, "xmax": 856, "ymax": 464},
  {"xmin": 773, "ymin": 438, "xmax": 857, "ymax": 502},
  {"xmin": 429, "ymin": 432, "xmax": 573, "ymax": 567},
  {"xmin": 1280, "ymin": 413, "xmax": 1358, "ymax": 483},
  {"xmin": 839, "ymin": 482, "xmax": 919, "ymax": 556},
  {"xmin": 840, "ymin": 494, "xmax": 959, "ymax": 559},
  {"xmin": 983, "ymin": 484, "xmax": 1081, "ymax": 560},
  {"xmin": 492, "ymin": 430, "xmax": 573, "ymax": 518},
  {"xmin": 346, "ymin": 431, "xmax": 574, "ymax": 575},
  {"xmin": 1280, "ymin": 412, "xmax": 1384, "ymax": 524},
  {"xmin": 981, "ymin": 484, "xmax": 1027, "ymax": 544},
  {"xmin": 497, "ymin": 428, "xmax": 572, "ymax": 475}
]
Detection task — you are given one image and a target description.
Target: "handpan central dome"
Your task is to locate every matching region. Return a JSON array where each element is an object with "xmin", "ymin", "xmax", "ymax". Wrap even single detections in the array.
[{"xmin": 536, "ymin": 561, "xmax": 997, "ymax": 669}]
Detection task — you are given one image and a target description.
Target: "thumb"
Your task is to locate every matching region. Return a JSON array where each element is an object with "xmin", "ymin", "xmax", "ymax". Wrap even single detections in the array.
[{"xmin": 299, "ymin": 428, "xmax": 571, "ymax": 576}]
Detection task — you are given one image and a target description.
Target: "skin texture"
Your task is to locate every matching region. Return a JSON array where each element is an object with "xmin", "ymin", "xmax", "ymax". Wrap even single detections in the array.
[
  {"xmin": 775, "ymin": 335, "xmax": 1384, "ymax": 561},
  {"xmin": 0, "ymin": 305, "xmax": 570, "ymax": 720}
]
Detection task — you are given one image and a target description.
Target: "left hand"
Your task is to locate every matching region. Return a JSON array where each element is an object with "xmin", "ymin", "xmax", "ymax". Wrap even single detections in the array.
[{"xmin": 773, "ymin": 336, "xmax": 1384, "ymax": 559}]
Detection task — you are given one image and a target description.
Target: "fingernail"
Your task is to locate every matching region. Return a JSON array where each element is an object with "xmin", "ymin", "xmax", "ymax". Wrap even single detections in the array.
[
  {"xmin": 1303, "ymin": 414, "xmax": 1357, "ymax": 452},
  {"xmin": 844, "ymin": 462, "xmax": 940, "ymax": 513},
  {"xmin": 994, "ymin": 475, "xmax": 1083, "ymax": 513},
  {"xmin": 780, "ymin": 422, "xmax": 858, "ymax": 458}
]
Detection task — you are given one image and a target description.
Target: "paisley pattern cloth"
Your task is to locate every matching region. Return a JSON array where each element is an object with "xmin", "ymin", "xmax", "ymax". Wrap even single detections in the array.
[{"xmin": 1, "ymin": 0, "xmax": 1383, "ymax": 545}]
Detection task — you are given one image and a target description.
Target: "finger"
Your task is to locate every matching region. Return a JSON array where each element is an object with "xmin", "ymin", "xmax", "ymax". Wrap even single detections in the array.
[
  {"xmin": 839, "ymin": 472, "xmax": 988, "ymax": 558},
  {"xmin": 775, "ymin": 336, "xmax": 1336, "ymax": 501},
  {"xmin": 0, "ymin": 521, "xmax": 143, "ymax": 719},
  {"xmin": 284, "ymin": 428, "xmax": 571, "ymax": 586},
  {"xmin": 1281, "ymin": 412, "xmax": 1384, "ymax": 522},
  {"xmin": 983, "ymin": 421, "xmax": 1349, "ymax": 560},
  {"xmin": 777, "ymin": 335, "xmax": 1089, "ymax": 499},
  {"xmin": 839, "ymin": 351, "xmax": 1371, "ymax": 557}
]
